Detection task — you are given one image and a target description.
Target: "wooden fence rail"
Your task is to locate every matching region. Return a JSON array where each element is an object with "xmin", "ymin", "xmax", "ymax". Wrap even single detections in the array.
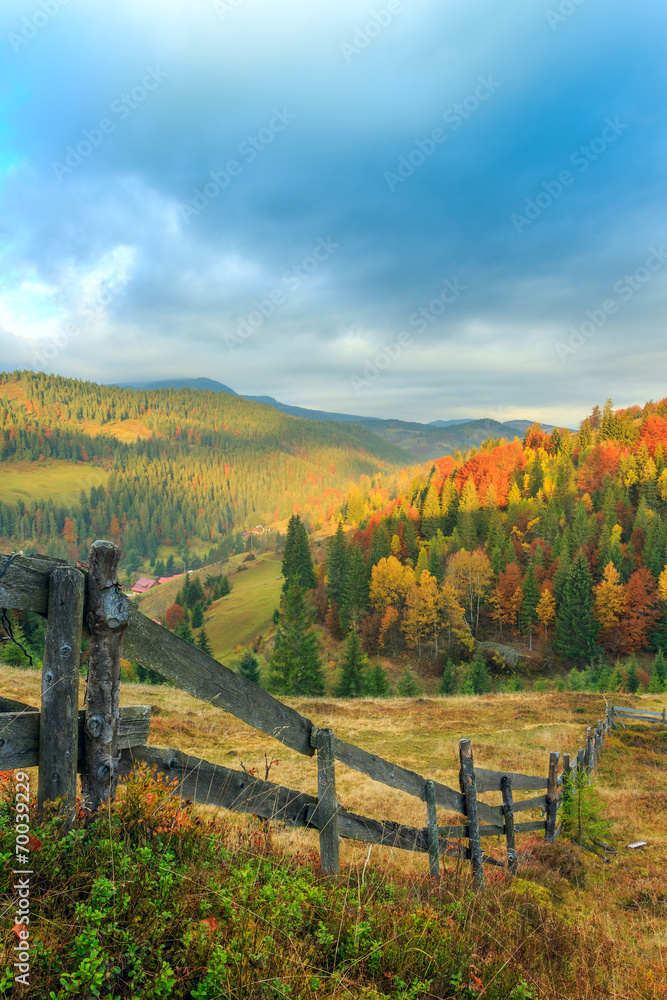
[{"xmin": 0, "ymin": 546, "xmax": 617, "ymax": 885}]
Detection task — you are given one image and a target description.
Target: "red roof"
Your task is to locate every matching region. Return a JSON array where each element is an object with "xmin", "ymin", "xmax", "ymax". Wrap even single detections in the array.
[
  {"xmin": 132, "ymin": 577, "xmax": 156, "ymax": 593},
  {"xmin": 158, "ymin": 574, "xmax": 184, "ymax": 585}
]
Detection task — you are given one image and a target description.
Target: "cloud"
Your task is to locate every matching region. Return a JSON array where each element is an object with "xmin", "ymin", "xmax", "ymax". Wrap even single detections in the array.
[{"xmin": 0, "ymin": 0, "xmax": 665, "ymax": 424}]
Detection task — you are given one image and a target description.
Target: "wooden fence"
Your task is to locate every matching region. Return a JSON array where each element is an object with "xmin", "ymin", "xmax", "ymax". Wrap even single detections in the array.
[
  {"xmin": 610, "ymin": 705, "xmax": 666, "ymax": 730},
  {"xmin": 0, "ymin": 543, "xmax": 613, "ymax": 887}
]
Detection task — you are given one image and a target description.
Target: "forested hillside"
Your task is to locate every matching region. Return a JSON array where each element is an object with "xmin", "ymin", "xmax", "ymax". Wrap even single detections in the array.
[
  {"xmin": 0, "ymin": 371, "xmax": 413, "ymax": 572},
  {"xmin": 315, "ymin": 398, "xmax": 667, "ymax": 674}
]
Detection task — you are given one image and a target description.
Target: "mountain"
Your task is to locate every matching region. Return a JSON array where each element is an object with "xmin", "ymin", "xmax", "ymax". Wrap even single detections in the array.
[
  {"xmin": 0, "ymin": 370, "xmax": 416, "ymax": 573},
  {"xmin": 116, "ymin": 377, "xmax": 238, "ymax": 395},
  {"xmin": 115, "ymin": 378, "xmax": 575, "ymax": 459}
]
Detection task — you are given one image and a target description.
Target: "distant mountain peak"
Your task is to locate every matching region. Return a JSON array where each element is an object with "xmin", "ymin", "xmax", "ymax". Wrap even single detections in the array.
[{"xmin": 115, "ymin": 377, "xmax": 237, "ymax": 394}]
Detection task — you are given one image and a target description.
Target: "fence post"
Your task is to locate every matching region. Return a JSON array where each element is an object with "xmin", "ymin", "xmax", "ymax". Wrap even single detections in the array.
[
  {"xmin": 37, "ymin": 566, "xmax": 85, "ymax": 830},
  {"xmin": 545, "ymin": 751, "xmax": 559, "ymax": 843},
  {"xmin": 316, "ymin": 728, "xmax": 340, "ymax": 876},
  {"xmin": 459, "ymin": 738, "xmax": 485, "ymax": 890},
  {"xmin": 584, "ymin": 726, "xmax": 592, "ymax": 775},
  {"xmin": 81, "ymin": 541, "xmax": 129, "ymax": 813},
  {"xmin": 424, "ymin": 779, "xmax": 440, "ymax": 879},
  {"xmin": 501, "ymin": 775, "xmax": 517, "ymax": 875}
]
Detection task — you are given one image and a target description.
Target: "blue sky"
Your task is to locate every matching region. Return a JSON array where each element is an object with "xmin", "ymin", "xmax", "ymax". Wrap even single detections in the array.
[{"xmin": 0, "ymin": 0, "xmax": 665, "ymax": 425}]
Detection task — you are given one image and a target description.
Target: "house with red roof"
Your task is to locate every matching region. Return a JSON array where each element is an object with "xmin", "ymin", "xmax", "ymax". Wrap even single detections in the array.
[{"xmin": 131, "ymin": 577, "xmax": 156, "ymax": 594}]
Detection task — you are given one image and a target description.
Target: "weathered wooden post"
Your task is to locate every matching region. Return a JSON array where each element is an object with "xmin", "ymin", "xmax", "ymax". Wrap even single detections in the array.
[
  {"xmin": 501, "ymin": 775, "xmax": 517, "ymax": 875},
  {"xmin": 544, "ymin": 751, "xmax": 559, "ymax": 843},
  {"xmin": 81, "ymin": 541, "xmax": 129, "ymax": 813},
  {"xmin": 424, "ymin": 779, "xmax": 440, "ymax": 879},
  {"xmin": 316, "ymin": 728, "xmax": 340, "ymax": 876},
  {"xmin": 459, "ymin": 738, "xmax": 484, "ymax": 890},
  {"xmin": 584, "ymin": 726, "xmax": 592, "ymax": 775},
  {"xmin": 561, "ymin": 753, "xmax": 572, "ymax": 808},
  {"xmin": 37, "ymin": 566, "xmax": 85, "ymax": 830}
]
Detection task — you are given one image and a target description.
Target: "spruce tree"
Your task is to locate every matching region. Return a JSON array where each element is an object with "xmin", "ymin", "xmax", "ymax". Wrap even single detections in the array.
[
  {"xmin": 365, "ymin": 662, "xmax": 392, "ymax": 697},
  {"xmin": 334, "ymin": 625, "xmax": 367, "ymax": 697},
  {"xmin": 326, "ymin": 522, "xmax": 348, "ymax": 609},
  {"xmin": 626, "ymin": 654, "xmax": 640, "ymax": 693},
  {"xmin": 470, "ymin": 649, "xmax": 492, "ymax": 694},
  {"xmin": 191, "ymin": 602, "xmax": 204, "ymax": 628},
  {"xmin": 175, "ymin": 619, "xmax": 195, "ymax": 644},
  {"xmin": 438, "ymin": 658, "xmax": 457, "ymax": 695},
  {"xmin": 554, "ymin": 551, "xmax": 598, "ymax": 663},
  {"xmin": 340, "ymin": 542, "xmax": 369, "ymax": 630},
  {"xmin": 520, "ymin": 563, "xmax": 540, "ymax": 650},
  {"xmin": 396, "ymin": 667, "xmax": 423, "ymax": 697},
  {"xmin": 196, "ymin": 626, "xmax": 213, "ymax": 655},
  {"xmin": 238, "ymin": 649, "xmax": 260, "ymax": 685},
  {"xmin": 367, "ymin": 524, "xmax": 391, "ymax": 577},
  {"xmin": 282, "ymin": 515, "xmax": 316, "ymax": 592},
  {"xmin": 268, "ymin": 582, "xmax": 324, "ymax": 695},
  {"xmin": 649, "ymin": 649, "xmax": 667, "ymax": 692}
]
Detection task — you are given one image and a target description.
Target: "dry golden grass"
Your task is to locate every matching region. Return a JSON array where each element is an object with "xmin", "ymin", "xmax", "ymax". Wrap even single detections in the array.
[{"xmin": 3, "ymin": 663, "xmax": 666, "ymax": 991}]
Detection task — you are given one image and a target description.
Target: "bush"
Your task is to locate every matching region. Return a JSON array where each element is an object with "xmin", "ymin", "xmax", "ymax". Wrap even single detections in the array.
[
  {"xmin": 396, "ymin": 668, "xmax": 423, "ymax": 698},
  {"xmin": 438, "ymin": 658, "xmax": 457, "ymax": 696},
  {"xmin": 238, "ymin": 649, "xmax": 260, "ymax": 685},
  {"xmin": 365, "ymin": 662, "xmax": 392, "ymax": 697},
  {"xmin": 470, "ymin": 650, "xmax": 492, "ymax": 695}
]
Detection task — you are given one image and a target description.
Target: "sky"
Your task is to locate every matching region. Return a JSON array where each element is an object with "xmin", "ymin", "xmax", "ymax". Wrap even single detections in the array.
[{"xmin": 0, "ymin": 0, "xmax": 665, "ymax": 427}]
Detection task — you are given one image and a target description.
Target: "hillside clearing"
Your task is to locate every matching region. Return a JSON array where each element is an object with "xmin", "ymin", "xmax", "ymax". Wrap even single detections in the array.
[{"xmin": 0, "ymin": 459, "xmax": 109, "ymax": 506}]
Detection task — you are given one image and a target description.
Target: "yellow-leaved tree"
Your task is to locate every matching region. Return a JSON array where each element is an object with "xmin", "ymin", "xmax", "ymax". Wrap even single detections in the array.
[
  {"xmin": 446, "ymin": 548, "xmax": 493, "ymax": 635},
  {"xmin": 370, "ymin": 556, "xmax": 416, "ymax": 616},
  {"xmin": 594, "ymin": 561, "xmax": 626, "ymax": 652}
]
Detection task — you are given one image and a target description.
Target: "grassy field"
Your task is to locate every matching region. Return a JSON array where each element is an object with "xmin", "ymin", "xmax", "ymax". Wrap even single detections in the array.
[
  {"xmin": 3, "ymin": 658, "xmax": 666, "ymax": 997},
  {"xmin": 0, "ymin": 459, "xmax": 109, "ymax": 506},
  {"xmin": 137, "ymin": 552, "xmax": 283, "ymax": 666}
]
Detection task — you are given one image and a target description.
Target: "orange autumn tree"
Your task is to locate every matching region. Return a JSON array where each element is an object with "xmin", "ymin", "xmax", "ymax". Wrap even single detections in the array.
[
  {"xmin": 618, "ymin": 567, "xmax": 659, "ymax": 653},
  {"xmin": 594, "ymin": 562, "xmax": 626, "ymax": 653},
  {"xmin": 490, "ymin": 562, "xmax": 523, "ymax": 636}
]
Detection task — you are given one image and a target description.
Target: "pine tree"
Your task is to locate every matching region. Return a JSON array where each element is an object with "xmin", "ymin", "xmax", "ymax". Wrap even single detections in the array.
[
  {"xmin": 282, "ymin": 514, "xmax": 316, "ymax": 592},
  {"xmin": 268, "ymin": 582, "xmax": 324, "ymax": 695},
  {"xmin": 326, "ymin": 522, "xmax": 348, "ymax": 609},
  {"xmin": 175, "ymin": 619, "xmax": 195, "ymax": 644},
  {"xmin": 470, "ymin": 649, "xmax": 492, "ymax": 694},
  {"xmin": 649, "ymin": 649, "xmax": 667, "ymax": 692},
  {"xmin": 191, "ymin": 602, "xmax": 204, "ymax": 628},
  {"xmin": 196, "ymin": 626, "xmax": 213, "ymax": 655},
  {"xmin": 334, "ymin": 625, "xmax": 367, "ymax": 697},
  {"xmin": 554, "ymin": 551, "xmax": 598, "ymax": 663},
  {"xmin": 420, "ymin": 483, "xmax": 441, "ymax": 539},
  {"xmin": 340, "ymin": 542, "xmax": 369, "ymax": 631},
  {"xmin": 365, "ymin": 662, "xmax": 392, "ymax": 697},
  {"xmin": 238, "ymin": 649, "xmax": 260, "ymax": 685},
  {"xmin": 396, "ymin": 668, "xmax": 423, "ymax": 697},
  {"xmin": 367, "ymin": 524, "xmax": 391, "ymax": 576},
  {"xmin": 520, "ymin": 563, "xmax": 540, "ymax": 650},
  {"xmin": 626, "ymin": 654, "xmax": 640, "ymax": 693},
  {"xmin": 438, "ymin": 658, "xmax": 457, "ymax": 695}
]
